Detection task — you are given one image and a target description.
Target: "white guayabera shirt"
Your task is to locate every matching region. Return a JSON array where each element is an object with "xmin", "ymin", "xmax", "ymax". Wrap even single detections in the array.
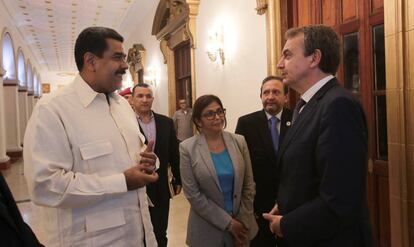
[{"xmin": 23, "ymin": 75, "xmax": 158, "ymax": 247}]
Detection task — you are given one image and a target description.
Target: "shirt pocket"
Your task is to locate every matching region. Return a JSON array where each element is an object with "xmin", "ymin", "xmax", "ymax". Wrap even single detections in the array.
[
  {"xmin": 85, "ymin": 208, "xmax": 126, "ymax": 233},
  {"xmin": 79, "ymin": 139, "xmax": 113, "ymax": 160},
  {"xmin": 79, "ymin": 139, "xmax": 115, "ymax": 174}
]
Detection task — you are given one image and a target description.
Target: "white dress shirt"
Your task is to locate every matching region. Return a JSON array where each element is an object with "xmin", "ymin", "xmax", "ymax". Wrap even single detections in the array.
[
  {"xmin": 23, "ymin": 75, "xmax": 157, "ymax": 247},
  {"xmin": 299, "ymin": 75, "xmax": 334, "ymax": 113}
]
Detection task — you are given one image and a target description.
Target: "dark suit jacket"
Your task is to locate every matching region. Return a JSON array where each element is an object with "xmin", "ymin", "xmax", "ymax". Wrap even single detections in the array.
[
  {"xmin": 235, "ymin": 108, "xmax": 292, "ymax": 215},
  {"xmin": 276, "ymin": 78, "xmax": 372, "ymax": 247},
  {"xmin": 0, "ymin": 173, "xmax": 43, "ymax": 246},
  {"xmin": 139, "ymin": 112, "xmax": 180, "ymax": 205}
]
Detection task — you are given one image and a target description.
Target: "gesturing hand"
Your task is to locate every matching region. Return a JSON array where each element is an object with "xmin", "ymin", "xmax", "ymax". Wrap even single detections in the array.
[
  {"xmin": 124, "ymin": 164, "xmax": 158, "ymax": 191},
  {"xmin": 262, "ymin": 212, "xmax": 283, "ymax": 237},
  {"xmin": 139, "ymin": 140, "xmax": 157, "ymax": 174}
]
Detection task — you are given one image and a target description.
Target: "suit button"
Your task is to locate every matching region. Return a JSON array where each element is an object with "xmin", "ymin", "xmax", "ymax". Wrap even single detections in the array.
[{"xmin": 233, "ymin": 195, "xmax": 237, "ymax": 199}]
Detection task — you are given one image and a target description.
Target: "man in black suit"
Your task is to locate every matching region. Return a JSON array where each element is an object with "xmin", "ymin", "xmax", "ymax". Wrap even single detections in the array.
[
  {"xmin": 235, "ymin": 76, "xmax": 292, "ymax": 246},
  {"xmin": 263, "ymin": 25, "xmax": 372, "ymax": 247},
  {"xmin": 0, "ymin": 172, "xmax": 43, "ymax": 246},
  {"xmin": 132, "ymin": 83, "xmax": 181, "ymax": 247}
]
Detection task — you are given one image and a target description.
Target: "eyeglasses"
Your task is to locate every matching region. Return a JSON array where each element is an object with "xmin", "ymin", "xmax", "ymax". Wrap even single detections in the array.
[{"xmin": 201, "ymin": 108, "xmax": 226, "ymax": 120}]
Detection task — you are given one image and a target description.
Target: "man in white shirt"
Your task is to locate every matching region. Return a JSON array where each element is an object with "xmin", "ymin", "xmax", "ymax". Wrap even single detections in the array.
[{"xmin": 24, "ymin": 27, "xmax": 159, "ymax": 247}]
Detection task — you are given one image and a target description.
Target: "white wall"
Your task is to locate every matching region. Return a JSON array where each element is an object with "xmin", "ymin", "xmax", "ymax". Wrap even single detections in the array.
[
  {"xmin": 195, "ymin": 0, "xmax": 267, "ymax": 131},
  {"xmin": 123, "ymin": 0, "xmax": 268, "ymax": 124},
  {"xmin": 123, "ymin": 0, "xmax": 169, "ymax": 116}
]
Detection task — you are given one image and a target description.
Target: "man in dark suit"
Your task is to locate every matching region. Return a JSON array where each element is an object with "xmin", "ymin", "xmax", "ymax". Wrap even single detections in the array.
[
  {"xmin": 132, "ymin": 83, "xmax": 181, "ymax": 247},
  {"xmin": 0, "ymin": 172, "xmax": 43, "ymax": 246},
  {"xmin": 235, "ymin": 76, "xmax": 292, "ymax": 246},
  {"xmin": 263, "ymin": 25, "xmax": 372, "ymax": 247}
]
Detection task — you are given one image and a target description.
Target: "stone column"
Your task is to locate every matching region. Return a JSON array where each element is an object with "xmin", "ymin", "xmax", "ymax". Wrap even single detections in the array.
[
  {"xmin": 34, "ymin": 95, "xmax": 39, "ymax": 106},
  {"xmin": 27, "ymin": 91, "xmax": 34, "ymax": 119},
  {"xmin": 18, "ymin": 87, "xmax": 28, "ymax": 146},
  {"xmin": 384, "ymin": 0, "xmax": 414, "ymax": 245},
  {"xmin": 255, "ymin": 0, "xmax": 283, "ymax": 76},
  {"xmin": 0, "ymin": 68, "xmax": 11, "ymax": 169},
  {"xmin": 3, "ymin": 79, "xmax": 22, "ymax": 160}
]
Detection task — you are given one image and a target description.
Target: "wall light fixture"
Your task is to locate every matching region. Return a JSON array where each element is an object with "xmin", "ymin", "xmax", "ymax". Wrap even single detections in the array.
[{"xmin": 206, "ymin": 27, "xmax": 225, "ymax": 65}]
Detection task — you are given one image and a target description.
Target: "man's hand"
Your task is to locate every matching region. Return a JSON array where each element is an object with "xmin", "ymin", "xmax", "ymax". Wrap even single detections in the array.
[
  {"xmin": 229, "ymin": 219, "xmax": 248, "ymax": 246},
  {"xmin": 262, "ymin": 213, "xmax": 283, "ymax": 237},
  {"xmin": 269, "ymin": 204, "xmax": 279, "ymax": 215},
  {"xmin": 124, "ymin": 140, "xmax": 159, "ymax": 191},
  {"xmin": 175, "ymin": 185, "xmax": 182, "ymax": 195},
  {"xmin": 139, "ymin": 140, "xmax": 157, "ymax": 174},
  {"xmin": 124, "ymin": 164, "xmax": 158, "ymax": 190}
]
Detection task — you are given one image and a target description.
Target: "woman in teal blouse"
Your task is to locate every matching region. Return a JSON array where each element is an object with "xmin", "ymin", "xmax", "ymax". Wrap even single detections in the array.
[{"xmin": 180, "ymin": 95, "xmax": 258, "ymax": 247}]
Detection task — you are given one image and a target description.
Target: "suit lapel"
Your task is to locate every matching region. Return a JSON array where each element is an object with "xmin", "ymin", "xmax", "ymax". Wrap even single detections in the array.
[
  {"xmin": 153, "ymin": 113, "xmax": 162, "ymax": 153},
  {"xmin": 222, "ymin": 132, "xmax": 243, "ymax": 213},
  {"xmin": 0, "ymin": 175, "xmax": 20, "ymax": 234},
  {"xmin": 277, "ymin": 79, "xmax": 338, "ymax": 164},
  {"xmin": 197, "ymin": 134, "xmax": 222, "ymax": 191},
  {"xmin": 279, "ymin": 108, "xmax": 292, "ymax": 144}
]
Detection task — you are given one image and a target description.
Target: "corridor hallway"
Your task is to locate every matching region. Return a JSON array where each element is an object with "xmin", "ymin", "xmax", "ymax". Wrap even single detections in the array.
[{"xmin": 2, "ymin": 160, "xmax": 190, "ymax": 246}]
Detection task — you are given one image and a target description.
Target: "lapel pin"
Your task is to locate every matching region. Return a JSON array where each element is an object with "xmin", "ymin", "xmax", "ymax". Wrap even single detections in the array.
[{"xmin": 286, "ymin": 121, "xmax": 291, "ymax": 126}]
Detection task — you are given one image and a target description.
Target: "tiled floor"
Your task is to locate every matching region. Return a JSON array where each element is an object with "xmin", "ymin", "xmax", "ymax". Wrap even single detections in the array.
[{"xmin": 2, "ymin": 159, "xmax": 190, "ymax": 246}]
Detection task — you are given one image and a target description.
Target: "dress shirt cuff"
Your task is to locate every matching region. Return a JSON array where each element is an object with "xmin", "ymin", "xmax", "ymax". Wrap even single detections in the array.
[{"xmin": 102, "ymin": 173, "xmax": 128, "ymax": 193}]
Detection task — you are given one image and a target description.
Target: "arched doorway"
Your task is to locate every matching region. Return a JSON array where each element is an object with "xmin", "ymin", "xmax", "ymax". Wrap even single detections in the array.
[
  {"xmin": 17, "ymin": 50, "xmax": 28, "ymax": 146},
  {"xmin": 152, "ymin": 0, "xmax": 199, "ymax": 116},
  {"xmin": 2, "ymin": 31, "xmax": 22, "ymax": 161},
  {"xmin": 26, "ymin": 61, "xmax": 34, "ymax": 118}
]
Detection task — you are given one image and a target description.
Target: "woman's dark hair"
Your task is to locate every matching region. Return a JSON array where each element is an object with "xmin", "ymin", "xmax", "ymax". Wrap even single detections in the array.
[{"xmin": 192, "ymin": 95, "xmax": 227, "ymax": 132}]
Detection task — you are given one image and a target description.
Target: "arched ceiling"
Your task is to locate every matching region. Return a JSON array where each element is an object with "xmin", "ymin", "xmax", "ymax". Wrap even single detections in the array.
[{"xmin": 1, "ymin": 0, "xmax": 143, "ymax": 73}]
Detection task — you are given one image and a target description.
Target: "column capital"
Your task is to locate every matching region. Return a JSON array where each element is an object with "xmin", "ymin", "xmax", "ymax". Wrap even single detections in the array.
[{"xmin": 256, "ymin": 0, "xmax": 268, "ymax": 15}]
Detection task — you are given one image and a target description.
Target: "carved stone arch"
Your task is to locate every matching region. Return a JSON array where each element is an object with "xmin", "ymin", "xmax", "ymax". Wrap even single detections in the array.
[
  {"xmin": 152, "ymin": 0, "xmax": 199, "ymax": 116},
  {"xmin": 26, "ymin": 60, "xmax": 33, "ymax": 95},
  {"xmin": 1, "ymin": 29, "xmax": 18, "ymax": 82},
  {"xmin": 16, "ymin": 48, "xmax": 27, "ymax": 89}
]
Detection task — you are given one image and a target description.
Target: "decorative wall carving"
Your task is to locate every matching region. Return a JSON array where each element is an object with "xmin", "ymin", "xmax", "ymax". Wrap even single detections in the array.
[
  {"xmin": 152, "ymin": 0, "xmax": 199, "ymax": 116},
  {"xmin": 152, "ymin": 0, "xmax": 193, "ymax": 51},
  {"xmin": 127, "ymin": 44, "xmax": 146, "ymax": 84},
  {"xmin": 256, "ymin": 0, "xmax": 268, "ymax": 15}
]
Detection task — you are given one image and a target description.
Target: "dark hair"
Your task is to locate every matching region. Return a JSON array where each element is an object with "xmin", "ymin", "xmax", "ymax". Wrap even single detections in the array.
[
  {"xmin": 285, "ymin": 25, "xmax": 340, "ymax": 74},
  {"xmin": 132, "ymin": 83, "xmax": 152, "ymax": 96},
  {"xmin": 75, "ymin": 27, "xmax": 124, "ymax": 71},
  {"xmin": 192, "ymin": 95, "xmax": 227, "ymax": 132},
  {"xmin": 260, "ymin": 75, "xmax": 288, "ymax": 95}
]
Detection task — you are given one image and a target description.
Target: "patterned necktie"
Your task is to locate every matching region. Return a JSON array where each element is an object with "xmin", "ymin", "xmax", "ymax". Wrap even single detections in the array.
[
  {"xmin": 270, "ymin": 116, "xmax": 279, "ymax": 155},
  {"xmin": 292, "ymin": 98, "xmax": 306, "ymax": 124}
]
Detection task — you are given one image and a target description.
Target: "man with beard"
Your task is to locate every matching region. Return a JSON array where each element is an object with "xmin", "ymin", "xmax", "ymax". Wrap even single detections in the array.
[
  {"xmin": 235, "ymin": 76, "xmax": 292, "ymax": 246},
  {"xmin": 24, "ymin": 27, "xmax": 159, "ymax": 247}
]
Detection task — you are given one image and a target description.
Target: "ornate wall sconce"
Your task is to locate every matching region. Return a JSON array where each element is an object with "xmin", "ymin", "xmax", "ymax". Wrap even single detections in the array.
[
  {"xmin": 206, "ymin": 28, "xmax": 225, "ymax": 65},
  {"xmin": 144, "ymin": 65, "xmax": 159, "ymax": 88}
]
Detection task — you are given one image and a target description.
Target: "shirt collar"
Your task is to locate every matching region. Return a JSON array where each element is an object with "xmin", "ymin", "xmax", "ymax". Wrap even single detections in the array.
[
  {"xmin": 136, "ymin": 111, "xmax": 154, "ymax": 121},
  {"xmin": 74, "ymin": 74, "xmax": 122, "ymax": 108},
  {"xmin": 301, "ymin": 75, "xmax": 334, "ymax": 103},
  {"xmin": 265, "ymin": 108, "xmax": 283, "ymax": 121}
]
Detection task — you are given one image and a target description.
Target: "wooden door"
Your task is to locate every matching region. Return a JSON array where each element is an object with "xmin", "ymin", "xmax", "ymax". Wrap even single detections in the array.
[
  {"xmin": 174, "ymin": 41, "xmax": 192, "ymax": 110},
  {"xmin": 281, "ymin": 0, "xmax": 389, "ymax": 246}
]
